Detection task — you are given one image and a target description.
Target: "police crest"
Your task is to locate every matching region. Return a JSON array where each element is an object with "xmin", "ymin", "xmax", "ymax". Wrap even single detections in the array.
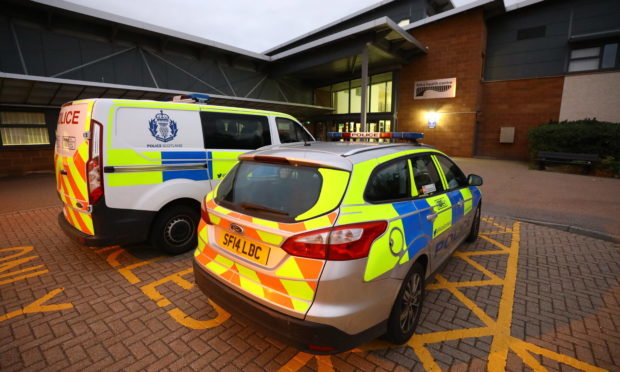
[{"xmin": 149, "ymin": 110, "xmax": 178, "ymax": 142}]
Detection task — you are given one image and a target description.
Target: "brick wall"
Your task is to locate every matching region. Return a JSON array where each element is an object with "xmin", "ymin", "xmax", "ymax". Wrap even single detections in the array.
[
  {"xmin": 398, "ymin": 9, "xmax": 486, "ymax": 157},
  {"xmin": 0, "ymin": 147, "xmax": 55, "ymax": 177},
  {"xmin": 478, "ymin": 76, "xmax": 564, "ymax": 159}
]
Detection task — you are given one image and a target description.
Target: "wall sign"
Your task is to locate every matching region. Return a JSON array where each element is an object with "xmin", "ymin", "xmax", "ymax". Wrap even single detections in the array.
[{"xmin": 414, "ymin": 78, "xmax": 457, "ymax": 99}]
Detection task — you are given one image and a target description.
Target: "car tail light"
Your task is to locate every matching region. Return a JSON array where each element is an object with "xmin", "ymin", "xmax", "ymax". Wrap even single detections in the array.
[
  {"xmin": 281, "ymin": 221, "xmax": 387, "ymax": 260},
  {"xmin": 87, "ymin": 120, "xmax": 103, "ymax": 204},
  {"xmin": 201, "ymin": 197, "xmax": 212, "ymax": 225}
]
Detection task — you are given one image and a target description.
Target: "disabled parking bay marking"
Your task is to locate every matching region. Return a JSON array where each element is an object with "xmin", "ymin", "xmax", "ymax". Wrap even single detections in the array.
[{"xmin": 96, "ymin": 246, "xmax": 229, "ymax": 330}]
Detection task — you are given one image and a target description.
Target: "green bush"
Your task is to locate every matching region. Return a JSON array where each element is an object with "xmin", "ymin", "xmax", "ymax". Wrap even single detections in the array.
[{"xmin": 528, "ymin": 119, "xmax": 620, "ymax": 161}]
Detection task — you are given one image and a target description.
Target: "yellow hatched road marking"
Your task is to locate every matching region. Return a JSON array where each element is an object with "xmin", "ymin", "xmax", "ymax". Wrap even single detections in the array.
[{"xmin": 280, "ymin": 219, "xmax": 610, "ymax": 371}]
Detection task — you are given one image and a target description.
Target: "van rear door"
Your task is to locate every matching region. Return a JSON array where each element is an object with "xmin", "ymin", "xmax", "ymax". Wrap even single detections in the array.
[{"xmin": 54, "ymin": 100, "xmax": 95, "ymax": 235}]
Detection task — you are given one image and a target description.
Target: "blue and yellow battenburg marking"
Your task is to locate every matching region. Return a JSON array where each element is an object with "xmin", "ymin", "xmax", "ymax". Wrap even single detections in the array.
[
  {"xmin": 162, "ymin": 151, "xmax": 209, "ymax": 181},
  {"xmin": 360, "ymin": 186, "xmax": 481, "ymax": 282}
]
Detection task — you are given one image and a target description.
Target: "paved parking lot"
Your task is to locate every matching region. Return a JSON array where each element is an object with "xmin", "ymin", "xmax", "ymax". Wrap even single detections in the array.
[{"xmin": 1, "ymin": 206, "xmax": 619, "ymax": 371}]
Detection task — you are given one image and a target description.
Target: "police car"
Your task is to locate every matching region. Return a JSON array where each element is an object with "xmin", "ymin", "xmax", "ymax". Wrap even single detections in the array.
[
  {"xmin": 54, "ymin": 94, "xmax": 314, "ymax": 254},
  {"xmin": 193, "ymin": 133, "xmax": 483, "ymax": 353}
]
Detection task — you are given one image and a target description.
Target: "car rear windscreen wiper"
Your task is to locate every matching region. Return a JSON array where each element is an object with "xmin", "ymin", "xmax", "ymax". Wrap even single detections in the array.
[{"xmin": 239, "ymin": 202, "xmax": 289, "ymax": 216}]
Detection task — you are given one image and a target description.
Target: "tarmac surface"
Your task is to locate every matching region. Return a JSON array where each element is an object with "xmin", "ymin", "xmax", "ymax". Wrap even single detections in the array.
[
  {"xmin": 454, "ymin": 158, "xmax": 620, "ymax": 242},
  {"xmin": 1, "ymin": 160, "xmax": 619, "ymax": 371}
]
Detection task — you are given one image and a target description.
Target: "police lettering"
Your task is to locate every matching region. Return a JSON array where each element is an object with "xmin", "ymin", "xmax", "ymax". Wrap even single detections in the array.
[
  {"xmin": 58, "ymin": 110, "xmax": 81, "ymax": 125},
  {"xmin": 222, "ymin": 233, "xmax": 263, "ymax": 260}
]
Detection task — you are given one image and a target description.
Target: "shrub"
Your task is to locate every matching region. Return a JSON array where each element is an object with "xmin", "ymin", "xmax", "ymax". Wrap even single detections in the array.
[{"xmin": 528, "ymin": 119, "xmax": 620, "ymax": 160}]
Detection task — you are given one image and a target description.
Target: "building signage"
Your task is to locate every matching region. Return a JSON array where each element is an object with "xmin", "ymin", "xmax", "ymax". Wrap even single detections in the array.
[{"xmin": 414, "ymin": 78, "xmax": 457, "ymax": 99}]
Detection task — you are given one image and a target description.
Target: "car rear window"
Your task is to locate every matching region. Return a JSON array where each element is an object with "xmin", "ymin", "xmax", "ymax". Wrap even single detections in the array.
[{"xmin": 216, "ymin": 162, "xmax": 323, "ymax": 222}]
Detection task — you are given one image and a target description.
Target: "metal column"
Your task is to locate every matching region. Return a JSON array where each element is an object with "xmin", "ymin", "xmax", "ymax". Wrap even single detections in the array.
[{"xmin": 360, "ymin": 44, "xmax": 369, "ymax": 132}]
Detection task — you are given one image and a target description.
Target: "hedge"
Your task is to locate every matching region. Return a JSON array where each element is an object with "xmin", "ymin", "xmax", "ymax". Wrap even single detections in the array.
[{"xmin": 528, "ymin": 119, "xmax": 620, "ymax": 161}]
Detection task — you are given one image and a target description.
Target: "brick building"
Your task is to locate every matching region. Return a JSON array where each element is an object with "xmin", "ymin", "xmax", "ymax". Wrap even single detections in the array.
[{"xmin": 1, "ymin": 0, "xmax": 619, "ymax": 175}]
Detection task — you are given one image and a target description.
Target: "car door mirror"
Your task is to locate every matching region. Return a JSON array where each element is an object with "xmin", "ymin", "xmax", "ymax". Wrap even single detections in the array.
[{"xmin": 467, "ymin": 174, "xmax": 483, "ymax": 186}]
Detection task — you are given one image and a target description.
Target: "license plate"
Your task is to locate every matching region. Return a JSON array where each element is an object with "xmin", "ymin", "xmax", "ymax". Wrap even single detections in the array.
[{"xmin": 219, "ymin": 230, "xmax": 271, "ymax": 265}]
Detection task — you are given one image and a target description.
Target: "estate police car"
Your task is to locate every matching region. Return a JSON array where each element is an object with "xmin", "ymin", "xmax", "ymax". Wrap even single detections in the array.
[{"xmin": 193, "ymin": 135, "xmax": 483, "ymax": 353}]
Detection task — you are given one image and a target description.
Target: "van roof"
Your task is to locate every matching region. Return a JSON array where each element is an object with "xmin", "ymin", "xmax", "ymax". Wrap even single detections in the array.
[{"xmin": 74, "ymin": 98, "xmax": 299, "ymax": 119}]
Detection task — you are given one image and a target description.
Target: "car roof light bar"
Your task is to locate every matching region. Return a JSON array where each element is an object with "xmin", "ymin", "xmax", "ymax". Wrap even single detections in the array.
[{"xmin": 327, "ymin": 131, "xmax": 424, "ymax": 141}]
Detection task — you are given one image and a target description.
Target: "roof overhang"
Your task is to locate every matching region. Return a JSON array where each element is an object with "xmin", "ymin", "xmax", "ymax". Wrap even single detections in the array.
[
  {"xmin": 267, "ymin": 17, "xmax": 428, "ymax": 82},
  {"xmin": 0, "ymin": 73, "xmax": 333, "ymax": 118}
]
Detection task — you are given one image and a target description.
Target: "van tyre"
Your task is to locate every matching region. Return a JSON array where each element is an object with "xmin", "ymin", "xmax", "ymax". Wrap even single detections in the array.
[
  {"xmin": 466, "ymin": 204, "xmax": 481, "ymax": 243},
  {"xmin": 150, "ymin": 204, "xmax": 199, "ymax": 254},
  {"xmin": 386, "ymin": 262, "xmax": 425, "ymax": 344}
]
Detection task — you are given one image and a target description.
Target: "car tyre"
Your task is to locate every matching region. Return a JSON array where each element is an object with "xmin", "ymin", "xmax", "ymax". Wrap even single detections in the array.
[
  {"xmin": 150, "ymin": 204, "xmax": 199, "ymax": 254},
  {"xmin": 385, "ymin": 262, "xmax": 425, "ymax": 344},
  {"xmin": 465, "ymin": 204, "xmax": 481, "ymax": 243}
]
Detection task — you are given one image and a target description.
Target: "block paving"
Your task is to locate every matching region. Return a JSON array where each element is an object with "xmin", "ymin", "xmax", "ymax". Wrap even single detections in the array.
[{"xmin": 1, "ymin": 206, "xmax": 619, "ymax": 371}]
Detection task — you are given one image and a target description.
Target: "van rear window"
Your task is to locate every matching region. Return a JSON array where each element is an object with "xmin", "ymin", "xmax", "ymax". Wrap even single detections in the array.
[
  {"xmin": 216, "ymin": 162, "xmax": 322, "ymax": 222},
  {"xmin": 201, "ymin": 112, "xmax": 271, "ymax": 150}
]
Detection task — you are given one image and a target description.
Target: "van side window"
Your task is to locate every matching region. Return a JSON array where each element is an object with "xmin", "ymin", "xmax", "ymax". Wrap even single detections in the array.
[
  {"xmin": 276, "ymin": 117, "xmax": 312, "ymax": 143},
  {"xmin": 410, "ymin": 155, "xmax": 444, "ymax": 197},
  {"xmin": 201, "ymin": 112, "xmax": 271, "ymax": 149},
  {"xmin": 365, "ymin": 158, "xmax": 411, "ymax": 203},
  {"xmin": 435, "ymin": 155, "xmax": 467, "ymax": 190}
]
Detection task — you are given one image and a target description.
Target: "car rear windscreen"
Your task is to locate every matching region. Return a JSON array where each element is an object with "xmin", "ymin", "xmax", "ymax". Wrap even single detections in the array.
[{"xmin": 216, "ymin": 162, "xmax": 322, "ymax": 222}]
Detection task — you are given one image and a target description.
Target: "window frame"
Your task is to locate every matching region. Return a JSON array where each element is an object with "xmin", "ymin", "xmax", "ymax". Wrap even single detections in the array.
[
  {"xmin": 363, "ymin": 152, "xmax": 448, "ymax": 205},
  {"xmin": 275, "ymin": 117, "xmax": 313, "ymax": 144},
  {"xmin": 433, "ymin": 154, "xmax": 468, "ymax": 191},
  {"xmin": 567, "ymin": 40, "xmax": 620, "ymax": 73}
]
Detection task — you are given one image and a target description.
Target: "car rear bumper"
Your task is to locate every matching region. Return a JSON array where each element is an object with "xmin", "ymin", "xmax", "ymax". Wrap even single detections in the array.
[{"xmin": 192, "ymin": 259, "xmax": 386, "ymax": 354}]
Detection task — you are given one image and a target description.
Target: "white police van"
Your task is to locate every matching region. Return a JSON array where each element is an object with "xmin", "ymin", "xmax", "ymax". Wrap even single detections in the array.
[{"xmin": 54, "ymin": 94, "xmax": 314, "ymax": 254}]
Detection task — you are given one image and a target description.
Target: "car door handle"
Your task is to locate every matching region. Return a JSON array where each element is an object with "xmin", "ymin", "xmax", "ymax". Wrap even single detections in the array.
[
  {"xmin": 427, "ymin": 213, "xmax": 437, "ymax": 222},
  {"xmin": 60, "ymin": 169, "xmax": 68, "ymax": 175},
  {"xmin": 457, "ymin": 200, "xmax": 464, "ymax": 207}
]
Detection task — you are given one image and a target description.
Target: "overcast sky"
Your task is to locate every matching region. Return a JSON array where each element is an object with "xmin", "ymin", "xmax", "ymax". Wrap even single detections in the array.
[{"xmin": 54, "ymin": 0, "xmax": 524, "ymax": 53}]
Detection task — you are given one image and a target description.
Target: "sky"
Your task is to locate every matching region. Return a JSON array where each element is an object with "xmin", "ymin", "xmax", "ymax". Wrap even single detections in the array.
[{"xmin": 53, "ymin": 0, "xmax": 524, "ymax": 54}]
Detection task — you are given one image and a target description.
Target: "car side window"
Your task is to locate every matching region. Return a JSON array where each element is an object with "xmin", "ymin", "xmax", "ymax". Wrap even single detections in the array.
[
  {"xmin": 365, "ymin": 158, "xmax": 411, "ymax": 203},
  {"xmin": 409, "ymin": 155, "xmax": 444, "ymax": 197},
  {"xmin": 435, "ymin": 155, "xmax": 467, "ymax": 190},
  {"xmin": 276, "ymin": 117, "xmax": 312, "ymax": 143},
  {"xmin": 201, "ymin": 112, "xmax": 271, "ymax": 149}
]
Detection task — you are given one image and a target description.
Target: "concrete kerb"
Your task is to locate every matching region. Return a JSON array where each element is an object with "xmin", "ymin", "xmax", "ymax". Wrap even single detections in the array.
[{"xmin": 513, "ymin": 216, "xmax": 620, "ymax": 243}]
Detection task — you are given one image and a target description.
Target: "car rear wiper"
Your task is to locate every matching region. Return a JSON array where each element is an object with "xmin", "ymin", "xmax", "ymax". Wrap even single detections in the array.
[{"xmin": 239, "ymin": 202, "xmax": 289, "ymax": 216}]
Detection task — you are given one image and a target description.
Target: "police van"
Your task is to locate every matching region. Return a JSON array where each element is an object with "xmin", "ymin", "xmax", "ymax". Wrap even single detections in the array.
[{"xmin": 54, "ymin": 94, "xmax": 314, "ymax": 254}]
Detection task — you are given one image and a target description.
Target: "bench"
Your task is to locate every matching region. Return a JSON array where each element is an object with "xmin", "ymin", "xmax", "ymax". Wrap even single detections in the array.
[{"xmin": 536, "ymin": 151, "xmax": 599, "ymax": 173}]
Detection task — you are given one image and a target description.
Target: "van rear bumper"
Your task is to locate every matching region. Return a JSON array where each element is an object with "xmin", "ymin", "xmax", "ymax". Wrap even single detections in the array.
[
  {"xmin": 58, "ymin": 204, "xmax": 155, "ymax": 246},
  {"xmin": 193, "ymin": 259, "xmax": 386, "ymax": 354},
  {"xmin": 58, "ymin": 212, "xmax": 114, "ymax": 246}
]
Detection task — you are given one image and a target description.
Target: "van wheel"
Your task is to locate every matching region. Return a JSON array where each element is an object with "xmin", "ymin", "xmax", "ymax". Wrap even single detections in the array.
[
  {"xmin": 150, "ymin": 204, "xmax": 199, "ymax": 255},
  {"xmin": 465, "ymin": 204, "xmax": 481, "ymax": 243},
  {"xmin": 385, "ymin": 262, "xmax": 425, "ymax": 344}
]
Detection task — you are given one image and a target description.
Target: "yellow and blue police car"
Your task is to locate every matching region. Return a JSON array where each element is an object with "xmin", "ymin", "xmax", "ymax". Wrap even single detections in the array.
[{"xmin": 193, "ymin": 133, "xmax": 483, "ymax": 353}]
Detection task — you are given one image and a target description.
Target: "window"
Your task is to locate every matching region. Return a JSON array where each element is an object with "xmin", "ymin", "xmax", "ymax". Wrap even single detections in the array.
[
  {"xmin": 435, "ymin": 155, "xmax": 467, "ymax": 190},
  {"xmin": 216, "ymin": 162, "xmax": 322, "ymax": 222},
  {"xmin": 365, "ymin": 158, "xmax": 410, "ymax": 203},
  {"xmin": 410, "ymin": 155, "xmax": 444, "ymax": 197},
  {"xmin": 0, "ymin": 112, "xmax": 49, "ymax": 146},
  {"xmin": 201, "ymin": 112, "xmax": 270, "ymax": 149},
  {"xmin": 321, "ymin": 72, "xmax": 394, "ymax": 115},
  {"xmin": 276, "ymin": 118, "xmax": 313, "ymax": 143},
  {"xmin": 568, "ymin": 43, "xmax": 619, "ymax": 72}
]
